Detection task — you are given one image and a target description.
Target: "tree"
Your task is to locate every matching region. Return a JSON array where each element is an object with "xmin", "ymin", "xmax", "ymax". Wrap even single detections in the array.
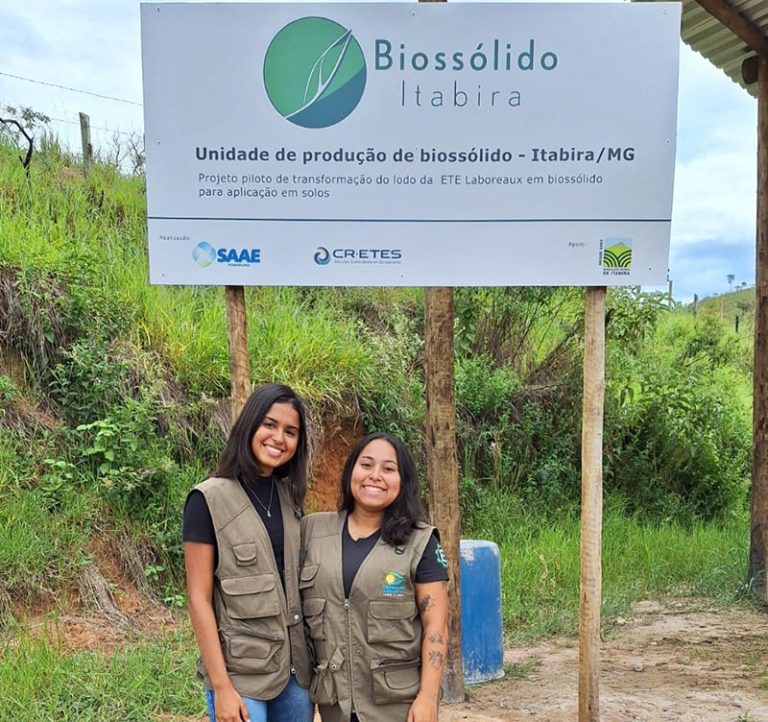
[{"xmin": 727, "ymin": 274, "xmax": 735, "ymax": 292}]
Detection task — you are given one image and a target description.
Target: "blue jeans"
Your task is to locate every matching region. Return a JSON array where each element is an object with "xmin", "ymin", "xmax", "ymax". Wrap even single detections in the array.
[{"xmin": 205, "ymin": 676, "xmax": 313, "ymax": 722}]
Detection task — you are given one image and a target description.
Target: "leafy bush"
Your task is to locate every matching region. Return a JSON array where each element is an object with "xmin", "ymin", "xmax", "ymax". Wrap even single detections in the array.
[
  {"xmin": 605, "ymin": 306, "xmax": 751, "ymax": 520},
  {"xmin": 76, "ymin": 397, "xmax": 178, "ymax": 515},
  {"xmin": 49, "ymin": 338, "xmax": 133, "ymax": 425},
  {"xmin": 358, "ymin": 300, "xmax": 425, "ymax": 461}
]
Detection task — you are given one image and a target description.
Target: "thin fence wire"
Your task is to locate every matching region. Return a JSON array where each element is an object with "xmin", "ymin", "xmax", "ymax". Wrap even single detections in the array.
[{"xmin": 0, "ymin": 70, "xmax": 142, "ymax": 107}]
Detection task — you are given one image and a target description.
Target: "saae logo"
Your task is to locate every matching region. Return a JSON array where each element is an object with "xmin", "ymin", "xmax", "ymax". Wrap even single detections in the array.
[
  {"xmin": 264, "ymin": 17, "xmax": 366, "ymax": 129},
  {"xmin": 192, "ymin": 241, "xmax": 217, "ymax": 267},
  {"xmin": 193, "ymin": 242, "xmax": 261, "ymax": 267}
]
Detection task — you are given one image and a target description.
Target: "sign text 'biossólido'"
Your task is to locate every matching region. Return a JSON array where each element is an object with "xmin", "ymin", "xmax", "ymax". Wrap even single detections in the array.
[{"xmin": 375, "ymin": 37, "xmax": 559, "ymax": 109}]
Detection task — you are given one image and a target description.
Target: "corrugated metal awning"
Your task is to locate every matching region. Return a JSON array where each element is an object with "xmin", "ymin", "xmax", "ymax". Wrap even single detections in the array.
[{"xmin": 635, "ymin": 0, "xmax": 768, "ymax": 97}]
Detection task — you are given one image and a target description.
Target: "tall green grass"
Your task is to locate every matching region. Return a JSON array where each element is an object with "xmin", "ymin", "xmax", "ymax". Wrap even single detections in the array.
[
  {"xmin": 0, "ymin": 625, "xmax": 201, "ymax": 722},
  {"xmin": 467, "ymin": 493, "xmax": 749, "ymax": 641},
  {"xmin": 0, "ymin": 430, "xmax": 96, "ymax": 609},
  {"xmin": 0, "ymin": 489, "xmax": 93, "ymax": 603},
  {"xmin": 0, "ymin": 144, "xmax": 374, "ymax": 406}
]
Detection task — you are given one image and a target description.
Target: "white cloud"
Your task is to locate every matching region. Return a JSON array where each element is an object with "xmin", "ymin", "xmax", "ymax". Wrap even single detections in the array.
[
  {"xmin": 666, "ymin": 44, "xmax": 757, "ymax": 299},
  {"xmin": 672, "ymin": 148, "xmax": 756, "ymax": 247}
]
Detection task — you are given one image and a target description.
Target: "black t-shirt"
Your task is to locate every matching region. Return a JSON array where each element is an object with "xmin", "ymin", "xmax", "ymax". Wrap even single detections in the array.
[
  {"xmin": 341, "ymin": 518, "xmax": 449, "ymax": 598},
  {"xmin": 183, "ymin": 476, "xmax": 285, "ymax": 582}
]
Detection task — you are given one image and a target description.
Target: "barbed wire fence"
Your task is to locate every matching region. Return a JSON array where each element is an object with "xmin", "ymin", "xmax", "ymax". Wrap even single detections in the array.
[{"xmin": 0, "ymin": 70, "xmax": 145, "ymax": 175}]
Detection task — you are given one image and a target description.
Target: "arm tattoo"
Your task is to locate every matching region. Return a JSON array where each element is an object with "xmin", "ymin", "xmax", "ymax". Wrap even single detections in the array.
[
  {"xmin": 428, "ymin": 632, "xmax": 445, "ymax": 645},
  {"xmin": 418, "ymin": 594, "xmax": 435, "ymax": 614},
  {"xmin": 428, "ymin": 650, "xmax": 445, "ymax": 670}
]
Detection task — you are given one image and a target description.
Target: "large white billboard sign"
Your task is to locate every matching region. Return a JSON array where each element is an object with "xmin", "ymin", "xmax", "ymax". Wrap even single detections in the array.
[{"xmin": 141, "ymin": 2, "xmax": 680, "ymax": 286}]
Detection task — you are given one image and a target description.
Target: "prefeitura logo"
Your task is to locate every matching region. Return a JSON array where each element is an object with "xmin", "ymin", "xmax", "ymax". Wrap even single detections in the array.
[
  {"xmin": 263, "ymin": 17, "xmax": 366, "ymax": 129},
  {"xmin": 603, "ymin": 239, "xmax": 633, "ymax": 269}
]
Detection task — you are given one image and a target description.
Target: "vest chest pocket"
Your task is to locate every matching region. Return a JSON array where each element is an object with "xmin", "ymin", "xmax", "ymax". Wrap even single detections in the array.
[
  {"xmin": 225, "ymin": 634, "xmax": 282, "ymax": 675},
  {"xmin": 367, "ymin": 599, "xmax": 417, "ymax": 644},
  {"xmin": 299, "ymin": 563, "xmax": 320, "ymax": 589},
  {"xmin": 219, "ymin": 575, "xmax": 285, "ymax": 671},
  {"xmin": 302, "ymin": 597, "xmax": 326, "ymax": 640},
  {"xmin": 219, "ymin": 574, "xmax": 283, "ymax": 636},
  {"xmin": 370, "ymin": 658, "xmax": 421, "ymax": 705},
  {"xmin": 232, "ymin": 543, "xmax": 258, "ymax": 566}
]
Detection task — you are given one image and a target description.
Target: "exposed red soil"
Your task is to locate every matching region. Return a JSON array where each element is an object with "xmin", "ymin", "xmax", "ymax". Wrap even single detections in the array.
[
  {"xmin": 21, "ymin": 535, "xmax": 174, "ymax": 654},
  {"xmin": 306, "ymin": 412, "xmax": 362, "ymax": 512}
]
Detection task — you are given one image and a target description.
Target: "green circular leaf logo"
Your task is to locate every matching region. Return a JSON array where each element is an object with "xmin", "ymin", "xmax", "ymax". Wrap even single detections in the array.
[{"xmin": 264, "ymin": 17, "xmax": 366, "ymax": 129}]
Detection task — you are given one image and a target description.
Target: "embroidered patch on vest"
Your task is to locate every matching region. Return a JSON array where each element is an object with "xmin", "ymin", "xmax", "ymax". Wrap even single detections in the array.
[
  {"xmin": 435, "ymin": 543, "xmax": 448, "ymax": 568},
  {"xmin": 382, "ymin": 571, "xmax": 407, "ymax": 596}
]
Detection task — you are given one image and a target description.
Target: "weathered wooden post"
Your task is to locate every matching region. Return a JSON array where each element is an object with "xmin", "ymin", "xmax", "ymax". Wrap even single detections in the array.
[
  {"xmin": 79, "ymin": 112, "xmax": 93, "ymax": 175},
  {"xmin": 579, "ymin": 286, "xmax": 606, "ymax": 722},
  {"xmin": 748, "ymin": 54, "xmax": 768, "ymax": 599},
  {"xmin": 418, "ymin": 0, "xmax": 464, "ymax": 704},
  {"xmin": 225, "ymin": 286, "xmax": 251, "ymax": 422},
  {"xmin": 424, "ymin": 286, "xmax": 465, "ymax": 703}
]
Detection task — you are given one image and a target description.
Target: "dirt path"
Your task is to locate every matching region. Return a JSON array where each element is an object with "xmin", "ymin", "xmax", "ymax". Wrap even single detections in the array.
[
  {"xmin": 63, "ymin": 596, "xmax": 763, "ymax": 721},
  {"xmin": 440, "ymin": 600, "xmax": 768, "ymax": 722}
]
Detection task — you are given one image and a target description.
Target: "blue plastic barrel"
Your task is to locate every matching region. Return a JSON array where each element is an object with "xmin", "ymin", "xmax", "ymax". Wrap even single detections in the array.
[{"xmin": 459, "ymin": 539, "xmax": 504, "ymax": 684}]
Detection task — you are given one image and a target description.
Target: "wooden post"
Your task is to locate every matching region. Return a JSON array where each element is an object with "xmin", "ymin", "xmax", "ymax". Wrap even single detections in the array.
[
  {"xmin": 79, "ymin": 112, "xmax": 93, "ymax": 175},
  {"xmin": 416, "ymin": 0, "xmax": 463, "ymax": 704},
  {"xmin": 225, "ymin": 286, "xmax": 251, "ymax": 423},
  {"xmin": 667, "ymin": 279, "xmax": 673, "ymax": 308},
  {"xmin": 579, "ymin": 286, "xmax": 606, "ymax": 722},
  {"xmin": 693, "ymin": 293, "xmax": 699, "ymax": 316},
  {"xmin": 424, "ymin": 287, "xmax": 464, "ymax": 704},
  {"xmin": 749, "ymin": 55, "xmax": 768, "ymax": 599}
]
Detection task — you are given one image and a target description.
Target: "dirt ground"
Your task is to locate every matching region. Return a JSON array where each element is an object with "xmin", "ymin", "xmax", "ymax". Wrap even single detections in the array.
[
  {"xmin": 26, "ymin": 597, "xmax": 768, "ymax": 721},
  {"xmin": 439, "ymin": 599, "xmax": 768, "ymax": 722},
  {"xmin": 150, "ymin": 599, "xmax": 768, "ymax": 722},
  {"xmin": 27, "ymin": 527, "xmax": 768, "ymax": 721}
]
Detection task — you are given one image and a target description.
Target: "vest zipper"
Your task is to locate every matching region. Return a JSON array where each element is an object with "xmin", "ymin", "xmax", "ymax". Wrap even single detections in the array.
[{"xmin": 345, "ymin": 597, "xmax": 356, "ymax": 715}]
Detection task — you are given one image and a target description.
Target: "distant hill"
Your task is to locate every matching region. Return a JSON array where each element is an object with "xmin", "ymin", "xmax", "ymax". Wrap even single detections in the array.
[{"xmin": 690, "ymin": 287, "xmax": 755, "ymax": 320}]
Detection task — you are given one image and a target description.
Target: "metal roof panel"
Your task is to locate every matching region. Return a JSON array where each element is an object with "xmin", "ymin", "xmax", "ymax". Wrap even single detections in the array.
[{"xmin": 635, "ymin": 0, "xmax": 765, "ymax": 97}]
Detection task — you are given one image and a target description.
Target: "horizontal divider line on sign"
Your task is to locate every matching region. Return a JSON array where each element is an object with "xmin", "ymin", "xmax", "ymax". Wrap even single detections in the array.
[{"xmin": 148, "ymin": 216, "xmax": 672, "ymax": 223}]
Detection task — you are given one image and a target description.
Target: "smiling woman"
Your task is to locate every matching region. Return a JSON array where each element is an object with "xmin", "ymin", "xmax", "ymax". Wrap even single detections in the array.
[
  {"xmin": 349, "ymin": 437, "xmax": 402, "ymax": 514},
  {"xmin": 300, "ymin": 432, "xmax": 449, "ymax": 722},
  {"xmin": 250, "ymin": 402, "xmax": 300, "ymax": 477},
  {"xmin": 182, "ymin": 383, "xmax": 315, "ymax": 722}
]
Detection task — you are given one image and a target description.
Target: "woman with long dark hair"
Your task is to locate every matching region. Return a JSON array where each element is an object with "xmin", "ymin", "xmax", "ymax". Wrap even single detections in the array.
[
  {"xmin": 183, "ymin": 383, "xmax": 314, "ymax": 722},
  {"xmin": 301, "ymin": 431, "xmax": 449, "ymax": 722}
]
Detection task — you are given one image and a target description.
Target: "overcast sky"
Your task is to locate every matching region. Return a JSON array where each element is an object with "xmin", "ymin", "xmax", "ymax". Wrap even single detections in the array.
[{"xmin": 0, "ymin": 1, "xmax": 757, "ymax": 302}]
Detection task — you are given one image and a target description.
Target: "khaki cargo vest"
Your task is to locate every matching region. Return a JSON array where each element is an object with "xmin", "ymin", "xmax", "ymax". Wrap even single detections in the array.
[
  {"xmin": 194, "ymin": 476, "xmax": 311, "ymax": 699},
  {"xmin": 300, "ymin": 511, "xmax": 434, "ymax": 722}
]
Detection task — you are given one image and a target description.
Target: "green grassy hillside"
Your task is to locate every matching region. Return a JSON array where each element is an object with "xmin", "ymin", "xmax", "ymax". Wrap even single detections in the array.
[
  {"xmin": 692, "ymin": 287, "xmax": 755, "ymax": 324},
  {"xmin": 0, "ymin": 134, "xmax": 759, "ymax": 720}
]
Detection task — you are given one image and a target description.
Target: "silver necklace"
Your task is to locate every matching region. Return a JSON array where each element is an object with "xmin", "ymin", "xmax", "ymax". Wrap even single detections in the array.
[{"xmin": 252, "ymin": 476, "xmax": 275, "ymax": 518}]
